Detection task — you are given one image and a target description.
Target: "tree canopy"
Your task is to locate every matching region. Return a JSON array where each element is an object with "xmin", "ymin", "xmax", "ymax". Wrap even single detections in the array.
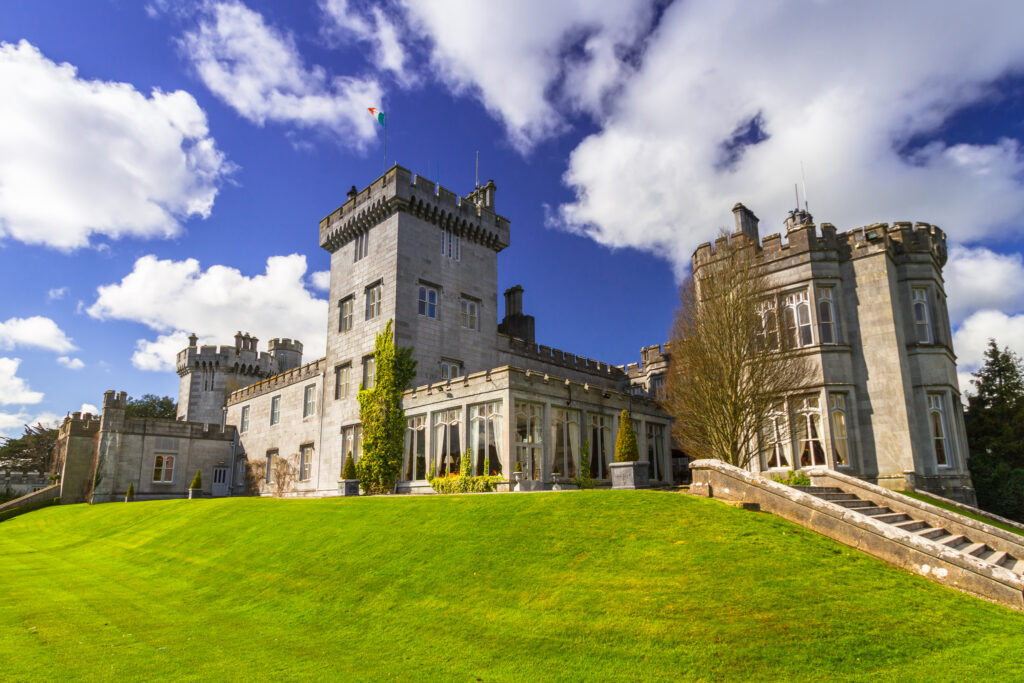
[
  {"xmin": 125, "ymin": 394, "xmax": 177, "ymax": 419},
  {"xmin": 0, "ymin": 423, "xmax": 58, "ymax": 472}
]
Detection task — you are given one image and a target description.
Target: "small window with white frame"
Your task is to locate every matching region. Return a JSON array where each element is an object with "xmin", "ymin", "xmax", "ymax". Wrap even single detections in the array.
[
  {"xmin": 760, "ymin": 402, "xmax": 790, "ymax": 469},
  {"xmin": 270, "ymin": 395, "xmax": 281, "ymax": 425},
  {"xmin": 817, "ymin": 286, "xmax": 839, "ymax": 344},
  {"xmin": 440, "ymin": 359, "xmax": 462, "ymax": 381},
  {"xmin": 334, "ymin": 363, "xmax": 350, "ymax": 400},
  {"xmin": 913, "ymin": 288, "xmax": 932, "ymax": 344},
  {"xmin": 299, "ymin": 443, "xmax": 313, "ymax": 481},
  {"xmin": 153, "ymin": 454, "xmax": 175, "ymax": 482},
  {"xmin": 363, "ymin": 356, "xmax": 376, "ymax": 389},
  {"xmin": 460, "ymin": 298, "xmax": 478, "ymax": 330},
  {"xmin": 441, "ymin": 228, "xmax": 461, "ymax": 261},
  {"xmin": 303, "ymin": 384, "xmax": 316, "ymax": 418},
  {"xmin": 782, "ymin": 290, "xmax": 813, "ymax": 348},
  {"xmin": 418, "ymin": 285, "xmax": 438, "ymax": 319},
  {"xmin": 794, "ymin": 395, "xmax": 826, "ymax": 467},
  {"xmin": 928, "ymin": 393, "xmax": 950, "ymax": 466},
  {"xmin": 353, "ymin": 232, "xmax": 368, "ymax": 262},
  {"xmin": 365, "ymin": 282, "xmax": 382, "ymax": 320},
  {"xmin": 240, "ymin": 405, "xmax": 250, "ymax": 433},
  {"xmin": 338, "ymin": 295, "xmax": 354, "ymax": 332},
  {"xmin": 829, "ymin": 393, "xmax": 851, "ymax": 467},
  {"xmin": 756, "ymin": 300, "xmax": 779, "ymax": 350},
  {"xmin": 266, "ymin": 449, "xmax": 277, "ymax": 483}
]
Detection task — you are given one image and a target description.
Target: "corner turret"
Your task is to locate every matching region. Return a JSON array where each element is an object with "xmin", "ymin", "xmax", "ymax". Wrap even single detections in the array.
[{"xmin": 269, "ymin": 338, "xmax": 304, "ymax": 372}]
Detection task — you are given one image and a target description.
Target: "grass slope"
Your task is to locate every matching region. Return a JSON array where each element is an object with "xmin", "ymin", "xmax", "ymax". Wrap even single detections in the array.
[
  {"xmin": 1, "ymin": 491, "xmax": 1023, "ymax": 681},
  {"xmin": 901, "ymin": 490, "xmax": 1024, "ymax": 538}
]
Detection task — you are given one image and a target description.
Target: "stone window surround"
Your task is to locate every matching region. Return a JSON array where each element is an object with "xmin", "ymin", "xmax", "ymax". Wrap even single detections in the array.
[
  {"xmin": 269, "ymin": 395, "xmax": 281, "ymax": 426},
  {"xmin": 152, "ymin": 453, "xmax": 175, "ymax": 483},
  {"xmin": 912, "ymin": 285, "xmax": 934, "ymax": 345},
  {"xmin": 334, "ymin": 362, "xmax": 351, "ymax": 401},
  {"xmin": 928, "ymin": 391, "xmax": 953, "ymax": 468},
  {"xmin": 266, "ymin": 449, "xmax": 278, "ymax": 483},
  {"xmin": 418, "ymin": 282, "xmax": 439, "ymax": 319},
  {"xmin": 302, "ymin": 384, "xmax": 317, "ymax": 418},
  {"xmin": 758, "ymin": 387, "xmax": 859, "ymax": 474},
  {"xmin": 365, "ymin": 280, "xmax": 383, "ymax": 320},
  {"xmin": 460, "ymin": 296, "xmax": 480, "ymax": 331},
  {"xmin": 240, "ymin": 405, "xmax": 250, "ymax": 433},
  {"xmin": 298, "ymin": 443, "xmax": 314, "ymax": 482},
  {"xmin": 440, "ymin": 358, "xmax": 462, "ymax": 381},
  {"xmin": 338, "ymin": 294, "xmax": 354, "ymax": 333}
]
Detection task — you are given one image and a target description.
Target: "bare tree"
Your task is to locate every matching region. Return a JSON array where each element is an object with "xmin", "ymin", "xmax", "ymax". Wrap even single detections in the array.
[
  {"xmin": 243, "ymin": 459, "xmax": 266, "ymax": 496},
  {"xmin": 665, "ymin": 235, "xmax": 813, "ymax": 468},
  {"xmin": 270, "ymin": 455, "xmax": 297, "ymax": 498}
]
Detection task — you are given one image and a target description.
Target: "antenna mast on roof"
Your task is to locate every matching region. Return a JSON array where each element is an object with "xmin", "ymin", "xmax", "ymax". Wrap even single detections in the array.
[
  {"xmin": 801, "ymin": 161, "xmax": 809, "ymax": 212},
  {"xmin": 794, "ymin": 183, "xmax": 799, "ymax": 211},
  {"xmin": 475, "ymin": 150, "xmax": 480, "ymax": 189}
]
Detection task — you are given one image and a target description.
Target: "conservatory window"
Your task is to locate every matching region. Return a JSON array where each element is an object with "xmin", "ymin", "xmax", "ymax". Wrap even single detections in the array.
[
  {"xmin": 404, "ymin": 415, "xmax": 428, "ymax": 480},
  {"xmin": 550, "ymin": 408, "xmax": 580, "ymax": 480},
  {"xmin": 433, "ymin": 408, "xmax": 462, "ymax": 476},
  {"xmin": 471, "ymin": 402, "xmax": 504, "ymax": 477}
]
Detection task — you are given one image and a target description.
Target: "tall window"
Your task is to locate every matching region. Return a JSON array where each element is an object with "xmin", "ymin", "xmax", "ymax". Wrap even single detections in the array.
[
  {"xmin": 783, "ymin": 290, "xmax": 813, "ymax": 348},
  {"xmin": 418, "ymin": 286, "xmax": 438, "ymax": 318},
  {"xmin": 365, "ymin": 282, "xmax": 382, "ymax": 320},
  {"xmin": 338, "ymin": 296, "xmax": 354, "ymax": 332},
  {"xmin": 440, "ymin": 360, "xmax": 462, "ymax": 381},
  {"xmin": 829, "ymin": 394, "xmax": 850, "ymax": 467},
  {"xmin": 363, "ymin": 356, "xmax": 376, "ymax": 389},
  {"xmin": 433, "ymin": 408, "xmax": 462, "ymax": 476},
  {"xmin": 353, "ymin": 232, "xmax": 368, "ymax": 261},
  {"xmin": 341, "ymin": 426, "xmax": 361, "ymax": 462},
  {"xmin": 404, "ymin": 415, "xmax": 428, "ymax": 480},
  {"xmin": 299, "ymin": 444, "xmax": 313, "ymax": 481},
  {"xmin": 761, "ymin": 402, "xmax": 790, "ymax": 469},
  {"xmin": 471, "ymin": 401, "xmax": 504, "ymax": 476},
  {"xmin": 240, "ymin": 406, "xmax": 249, "ymax": 433},
  {"xmin": 270, "ymin": 395, "xmax": 281, "ymax": 425},
  {"xmin": 265, "ymin": 449, "xmax": 278, "ymax": 483},
  {"xmin": 303, "ymin": 384, "xmax": 316, "ymax": 417},
  {"xmin": 913, "ymin": 288, "xmax": 932, "ymax": 343},
  {"xmin": 514, "ymin": 402, "xmax": 543, "ymax": 480},
  {"xmin": 928, "ymin": 394, "xmax": 950, "ymax": 466},
  {"xmin": 334, "ymin": 364, "xmax": 350, "ymax": 400},
  {"xmin": 757, "ymin": 300, "xmax": 779, "ymax": 350},
  {"xmin": 794, "ymin": 395, "xmax": 826, "ymax": 467},
  {"xmin": 817, "ymin": 286, "xmax": 839, "ymax": 344},
  {"xmin": 441, "ymin": 228, "xmax": 461, "ymax": 261},
  {"xmin": 588, "ymin": 414, "xmax": 612, "ymax": 479},
  {"xmin": 647, "ymin": 423, "xmax": 666, "ymax": 480},
  {"xmin": 460, "ymin": 299, "xmax": 478, "ymax": 330},
  {"xmin": 153, "ymin": 454, "xmax": 175, "ymax": 482},
  {"xmin": 549, "ymin": 408, "xmax": 579, "ymax": 480}
]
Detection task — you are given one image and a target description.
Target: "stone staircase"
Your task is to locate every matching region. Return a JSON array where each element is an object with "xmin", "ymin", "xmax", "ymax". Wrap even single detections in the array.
[{"xmin": 793, "ymin": 486, "xmax": 1024, "ymax": 577}]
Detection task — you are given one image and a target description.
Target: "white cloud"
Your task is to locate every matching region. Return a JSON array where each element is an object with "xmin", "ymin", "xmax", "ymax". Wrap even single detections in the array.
[
  {"xmin": 48, "ymin": 287, "xmax": 68, "ymax": 301},
  {"xmin": 320, "ymin": 0, "xmax": 413, "ymax": 86},
  {"xmin": 80, "ymin": 403, "xmax": 99, "ymax": 415},
  {"xmin": 0, "ymin": 316, "xmax": 74, "ymax": 353},
  {"xmin": 183, "ymin": 1, "xmax": 383, "ymax": 145},
  {"xmin": 0, "ymin": 409, "xmax": 58, "ymax": 436},
  {"xmin": 309, "ymin": 270, "xmax": 331, "ymax": 291},
  {"xmin": 953, "ymin": 309, "xmax": 1024, "ymax": 394},
  {"xmin": 401, "ymin": 0, "xmax": 658, "ymax": 151},
  {"xmin": 945, "ymin": 246, "xmax": 1024, "ymax": 325},
  {"xmin": 543, "ymin": 1, "xmax": 1024, "ymax": 275},
  {"xmin": 0, "ymin": 358, "xmax": 44, "ymax": 405},
  {"xmin": 0, "ymin": 40, "xmax": 231, "ymax": 250},
  {"xmin": 57, "ymin": 356, "xmax": 85, "ymax": 370},
  {"xmin": 88, "ymin": 254, "xmax": 327, "ymax": 372}
]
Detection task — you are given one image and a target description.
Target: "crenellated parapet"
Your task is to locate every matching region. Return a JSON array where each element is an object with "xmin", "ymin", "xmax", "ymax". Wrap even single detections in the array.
[
  {"xmin": 59, "ymin": 411, "xmax": 101, "ymax": 438},
  {"xmin": 499, "ymin": 334, "xmax": 627, "ymax": 380},
  {"xmin": 318, "ymin": 165, "xmax": 511, "ymax": 254},
  {"xmin": 226, "ymin": 356, "xmax": 327, "ymax": 406},
  {"xmin": 176, "ymin": 334, "xmax": 280, "ymax": 379}
]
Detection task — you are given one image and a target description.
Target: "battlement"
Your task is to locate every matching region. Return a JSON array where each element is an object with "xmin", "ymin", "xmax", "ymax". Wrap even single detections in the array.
[
  {"xmin": 175, "ymin": 340, "xmax": 278, "ymax": 378},
  {"xmin": 499, "ymin": 334, "xmax": 627, "ymax": 380},
  {"xmin": 268, "ymin": 338, "xmax": 303, "ymax": 354},
  {"xmin": 694, "ymin": 209, "xmax": 948, "ymax": 271},
  {"xmin": 318, "ymin": 165, "xmax": 511, "ymax": 254},
  {"xmin": 626, "ymin": 343, "xmax": 672, "ymax": 380},
  {"xmin": 60, "ymin": 411, "xmax": 102, "ymax": 438},
  {"xmin": 102, "ymin": 390, "xmax": 127, "ymax": 410},
  {"xmin": 226, "ymin": 356, "xmax": 327, "ymax": 406}
]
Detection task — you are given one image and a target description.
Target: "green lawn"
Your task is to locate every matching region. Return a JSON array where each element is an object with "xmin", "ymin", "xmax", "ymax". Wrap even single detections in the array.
[
  {"xmin": 1, "ymin": 491, "xmax": 1023, "ymax": 681},
  {"xmin": 902, "ymin": 490, "xmax": 1024, "ymax": 538}
]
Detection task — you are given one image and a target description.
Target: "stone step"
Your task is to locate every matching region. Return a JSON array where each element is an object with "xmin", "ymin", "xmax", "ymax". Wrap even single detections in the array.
[
  {"xmin": 998, "ymin": 554, "xmax": 1021, "ymax": 574},
  {"xmin": 893, "ymin": 520, "xmax": 930, "ymax": 532},
  {"xmin": 918, "ymin": 527, "xmax": 950, "ymax": 540},
  {"xmin": 875, "ymin": 512, "xmax": 912, "ymax": 524},
  {"xmin": 963, "ymin": 542, "xmax": 990, "ymax": 557},
  {"xmin": 858, "ymin": 506, "xmax": 893, "ymax": 517},
  {"xmin": 973, "ymin": 547, "xmax": 997, "ymax": 562},
  {"xmin": 791, "ymin": 486, "xmax": 843, "ymax": 495},
  {"xmin": 836, "ymin": 499, "xmax": 875, "ymax": 509},
  {"xmin": 988, "ymin": 551, "xmax": 1010, "ymax": 567},
  {"xmin": 814, "ymin": 492, "xmax": 860, "ymax": 501},
  {"xmin": 941, "ymin": 535, "xmax": 971, "ymax": 551}
]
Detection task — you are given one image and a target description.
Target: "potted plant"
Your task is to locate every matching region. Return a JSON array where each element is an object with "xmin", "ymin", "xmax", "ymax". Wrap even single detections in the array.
[
  {"xmin": 609, "ymin": 410, "xmax": 649, "ymax": 489},
  {"xmin": 188, "ymin": 469, "xmax": 203, "ymax": 499},
  {"xmin": 339, "ymin": 452, "xmax": 359, "ymax": 496},
  {"xmin": 511, "ymin": 459, "xmax": 523, "ymax": 491},
  {"xmin": 125, "ymin": 481, "xmax": 135, "ymax": 503}
]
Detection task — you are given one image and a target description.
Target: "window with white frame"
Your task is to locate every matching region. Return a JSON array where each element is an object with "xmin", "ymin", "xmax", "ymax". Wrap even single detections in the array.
[
  {"xmin": 588, "ymin": 414, "xmax": 612, "ymax": 479},
  {"xmin": 928, "ymin": 394, "xmax": 950, "ymax": 466},
  {"xmin": 782, "ymin": 290, "xmax": 813, "ymax": 348},
  {"xmin": 338, "ymin": 296, "xmax": 354, "ymax": 332},
  {"xmin": 460, "ymin": 299, "xmax": 478, "ymax": 330},
  {"xmin": 817, "ymin": 286, "xmax": 839, "ymax": 344},
  {"xmin": 404, "ymin": 415, "xmax": 428, "ymax": 480},
  {"xmin": 913, "ymin": 288, "xmax": 932, "ymax": 343},
  {"xmin": 363, "ymin": 356, "xmax": 376, "ymax": 389},
  {"xmin": 266, "ymin": 449, "xmax": 277, "ymax": 483},
  {"xmin": 757, "ymin": 300, "xmax": 779, "ymax": 350},
  {"xmin": 433, "ymin": 408, "xmax": 462, "ymax": 476},
  {"xmin": 441, "ymin": 228, "xmax": 461, "ymax": 261},
  {"xmin": 650, "ymin": 375, "xmax": 665, "ymax": 400},
  {"xmin": 760, "ymin": 402, "xmax": 790, "ymax": 469},
  {"xmin": 440, "ymin": 359, "xmax": 462, "ymax": 381},
  {"xmin": 514, "ymin": 401, "xmax": 544, "ymax": 481},
  {"xmin": 471, "ymin": 401, "xmax": 504, "ymax": 477},
  {"xmin": 303, "ymin": 384, "xmax": 316, "ymax": 417},
  {"xmin": 240, "ymin": 405, "xmax": 249, "ymax": 433},
  {"xmin": 152, "ymin": 454, "xmax": 175, "ymax": 482},
  {"xmin": 829, "ymin": 393, "xmax": 851, "ymax": 467},
  {"xmin": 270, "ymin": 395, "xmax": 281, "ymax": 425},
  {"xmin": 647, "ymin": 423, "xmax": 666, "ymax": 481},
  {"xmin": 341, "ymin": 425, "xmax": 361, "ymax": 462},
  {"xmin": 353, "ymin": 232, "xmax": 368, "ymax": 261},
  {"xmin": 299, "ymin": 443, "xmax": 313, "ymax": 481},
  {"xmin": 550, "ymin": 408, "xmax": 579, "ymax": 480},
  {"xmin": 418, "ymin": 285, "xmax": 438, "ymax": 318},
  {"xmin": 794, "ymin": 395, "xmax": 826, "ymax": 467},
  {"xmin": 365, "ymin": 282, "xmax": 382, "ymax": 320},
  {"xmin": 334, "ymin": 363, "xmax": 350, "ymax": 400}
]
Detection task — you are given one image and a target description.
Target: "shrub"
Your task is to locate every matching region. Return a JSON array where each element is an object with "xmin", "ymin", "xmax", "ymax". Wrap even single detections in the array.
[
  {"xmin": 125, "ymin": 481, "xmax": 134, "ymax": 502},
  {"xmin": 342, "ymin": 452, "xmax": 357, "ymax": 480},
  {"xmin": 460, "ymin": 447, "xmax": 473, "ymax": 477},
  {"xmin": 190, "ymin": 469, "xmax": 202, "ymax": 490},
  {"xmin": 771, "ymin": 470, "xmax": 811, "ymax": 487},
  {"xmin": 614, "ymin": 410, "xmax": 639, "ymax": 462},
  {"xmin": 573, "ymin": 440, "xmax": 596, "ymax": 488},
  {"xmin": 428, "ymin": 474, "xmax": 504, "ymax": 494}
]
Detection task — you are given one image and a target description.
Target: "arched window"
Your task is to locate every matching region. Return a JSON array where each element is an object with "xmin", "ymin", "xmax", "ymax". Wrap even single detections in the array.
[
  {"xmin": 913, "ymin": 288, "xmax": 932, "ymax": 343},
  {"xmin": 829, "ymin": 394, "xmax": 850, "ymax": 466},
  {"xmin": 928, "ymin": 394, "xmax": 949, "ymax": 466},
  {"xmin": 817, "ymin": 286, "xmax": 838, "ymax": 344},
  {"xmin": 794, "ymin": 395, "xmax": 825, "ymax": 467},
  {"xmin": 757, "ymin": 301, "xmax": 779, "ymax": 350},
  {"xmin": 153, "ymin": 454, "xmax": 175, "ymax": 482},
  {"xmin": 783, "ymin": 291, "xmax": 812, "ymax": 348},
  {"xmin": 760, "ymin": 402, "xmax": 789, "ymax": 469}
]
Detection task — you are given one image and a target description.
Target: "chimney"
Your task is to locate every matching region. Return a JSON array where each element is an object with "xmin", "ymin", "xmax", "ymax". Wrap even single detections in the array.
[
  {"xmin": 234, "ymin": 331, "xmax": 244, "ymax": 349},
  {"xmin": 188, "ymin": 333, "xmax": 198, "ymax": 348},
  {"xmin": 498, "ymin": 285, "xmax": 535, "ymax": 343},
  {"xmin": 732, "ymin": 203, "xmax": 760, "ymax": 243},
  {"xmin": 347, "ymin": 185, "xmax": 358, "ymax": 201}
]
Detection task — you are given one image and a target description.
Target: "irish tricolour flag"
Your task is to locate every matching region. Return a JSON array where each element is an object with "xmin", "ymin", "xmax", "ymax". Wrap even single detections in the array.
[{"xmin": 368, "ymin": 107, "xmax": 385, "ymax": 126}]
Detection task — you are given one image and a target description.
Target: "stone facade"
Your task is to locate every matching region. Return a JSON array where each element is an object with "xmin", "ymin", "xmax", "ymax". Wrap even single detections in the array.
[{"xmin": 691, "ymin": 203, "xmax": 974, "ymax": 503}]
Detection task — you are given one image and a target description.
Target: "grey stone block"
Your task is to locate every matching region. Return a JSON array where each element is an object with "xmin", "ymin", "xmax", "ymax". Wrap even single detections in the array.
[{"xmin": 610, "ymin": 461, "xmax": 650, "ymax": 489}]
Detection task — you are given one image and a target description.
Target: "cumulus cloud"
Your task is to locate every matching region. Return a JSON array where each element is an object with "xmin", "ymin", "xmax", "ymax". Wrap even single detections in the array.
[
  {"xmin": 182, "ymin": 1, "xmax": 383, "ymax": 145},
  {"xmin": 0, "ymin": 316, "xmax": 74, "ymax": 353},
  {"xmin": 401, "ymin": 0, "xmax": 660, "ymax": 150},
  {"xmin": 47, "ymin": 287, "xmax": 68, "ymax": 301},
  {"xmin": 309, "ymin": 270, "xmax": 331, "ymax": 291},
  {"xmin": 0, "ymin": 40, "xmax": 231, "ymax": 250},
  {"xmin": 320, "ymin": 0, "xmax": 413, "ymax": 86},
  {"xmin": 57, "ymin": 356, "xmax": 85, "ymax": 370},
  {"xmin": 88, "ymin": 254, "xmax": 327, "ymax": 372},
  {"xmin": 552, "ymin": 1, "xmax": 1024, "ymax": 274},
  {"xmin": 80, "ymin": 403, "xmax": 99, "ymax": 415},
  {"xmin": 945, "ymin": 245, "xmax": 1024, "ymax": 325},
  {"xmin": 0, "ymin": 410, "xmax": 61, "ymax": 436},
  {"xmin": 0, "ymin": 358, "xmax": 44, "ymax": 405}
]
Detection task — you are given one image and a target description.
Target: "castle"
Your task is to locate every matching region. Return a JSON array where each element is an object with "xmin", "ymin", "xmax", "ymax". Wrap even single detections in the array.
[{"xmin": 53, "ymin": 165, "xmax": 974, "ymax": 504}]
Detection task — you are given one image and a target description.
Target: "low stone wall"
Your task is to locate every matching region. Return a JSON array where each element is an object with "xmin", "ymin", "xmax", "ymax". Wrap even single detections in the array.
[
  {"xmin": 0, "ymin": 484, "xmax": 60, "ymax": 518},
  {"xmin": 689, "ymin": 459, "xmax": 1024, "ymax": 611}
]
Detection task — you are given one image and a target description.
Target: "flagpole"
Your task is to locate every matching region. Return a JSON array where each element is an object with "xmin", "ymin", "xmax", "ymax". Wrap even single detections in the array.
[{"xmin": 383, "ymin": 113, "xmax": 387, "ymax": 173}]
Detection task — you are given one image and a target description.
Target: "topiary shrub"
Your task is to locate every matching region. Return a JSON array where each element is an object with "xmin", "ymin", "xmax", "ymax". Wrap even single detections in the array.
[
  {"xmin": 190, "ymin": 469, "xmax": 202, "ymax": 490},
  {"xmin": 342, "ymin": 452, "xmax": 357, "ymax": 480},
  {"xmin": 614, "ymin": 410, "xmax": 639, "ymax": 462},
  {"xmin": 125, "ymin": 481, "xmax": 135, "ymax": 502},
  {"xmin": 460, "ymin": 446, "xmax": 473, "ymax": 477}
]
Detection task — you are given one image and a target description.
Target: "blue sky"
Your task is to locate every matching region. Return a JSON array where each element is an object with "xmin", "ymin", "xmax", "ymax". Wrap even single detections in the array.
[{"xmin": 2, "ymin": 0, "xmax": 1024, "ymax": 434}]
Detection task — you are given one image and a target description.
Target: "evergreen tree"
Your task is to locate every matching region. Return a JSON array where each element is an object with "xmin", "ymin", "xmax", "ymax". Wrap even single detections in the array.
[
  {"xmin": 357, "ymin": 320, "xmax": 417, "ymax": 494},
  {"xmin": 614, "ymin": 410, "xmax": 639, "ymax": 462},
  {"xmin": 966, "ymin": 339, "xmax": 1024, "ymax": 521}
]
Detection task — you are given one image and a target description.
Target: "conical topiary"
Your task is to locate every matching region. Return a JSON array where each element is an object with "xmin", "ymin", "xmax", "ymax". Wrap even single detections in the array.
[
  {"xmin": 460, "ymin": 446, "xmax": 472, "ymax": 477},
  {"xmin": 125, "ymin": 481, "xmax": 135, "ymax": 502},
  {"xmin": 190, "ymin": 469, "xmax": 202, "ymax": 490},
  {"xmin": 614, "ymin": 410, "xmax": 639, "ymax": 462},
  {"xmin": 342, "ymin": 452, "xmax": 357, "ymax": 480}
]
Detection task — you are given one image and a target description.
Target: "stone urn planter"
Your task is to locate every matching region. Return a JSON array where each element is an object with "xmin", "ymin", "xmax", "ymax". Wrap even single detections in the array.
[
  {"xmin": 339, "ymin": 479, "xmax": 360, "ymax": 497},
  {"xmin": 510, "ymin": 470, "xmax": 523, "ymax": 492},
  {"xmin": 610, "ymin": 461, "xmax": 650, "ymax": 490},
  {"xmin": 188, "ymin": 487, "xmax": 201, "ymax": 499}
]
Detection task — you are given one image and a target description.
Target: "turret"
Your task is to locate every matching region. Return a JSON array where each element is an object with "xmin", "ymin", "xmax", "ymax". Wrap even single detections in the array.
[{"xmin": 269, "ymin": 338, "xmax": 303, "ymax": 372}]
